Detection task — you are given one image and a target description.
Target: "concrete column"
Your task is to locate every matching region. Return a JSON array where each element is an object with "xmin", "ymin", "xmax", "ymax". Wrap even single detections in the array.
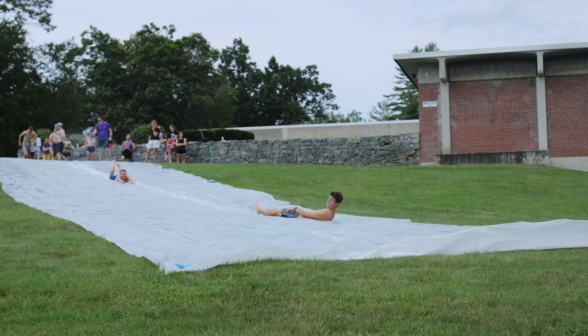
[
  {"xmin": 440, "ymin": 81, "xmax": 451, "ymax": 154},
  {"xmin": 439, "ymin": 58, "xmax": 448, "ymax": 82},
  {"xmin": 536, "ymin": 51, "xmax": 545, "ymax": 77},
  {"xmin": 536, "ymin": 52, "xmax": 548, "ymax": 151},
  {"xmin": 439, "ymin": 58, "xmax": 451, "ymax": 154}
]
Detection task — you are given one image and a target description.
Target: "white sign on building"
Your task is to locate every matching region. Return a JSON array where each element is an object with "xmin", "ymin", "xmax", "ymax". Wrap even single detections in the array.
[{"xmin": 423, "ymin": 101, "xmax": 438, "ymax": 107}]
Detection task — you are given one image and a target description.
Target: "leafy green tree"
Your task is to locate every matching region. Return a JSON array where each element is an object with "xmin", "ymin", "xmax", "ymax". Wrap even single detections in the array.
[
  {"xmin": 1, "ymin": 0, "xmax": 88, "ymax": 156},
  {"xmin": 220, "ymin": 38, "xmax": 339, "ymax": 126},
  {"xmin": 219, "ymin": 38, "xmax": 262, "ymax": 127},
  {"xmin": 0, "ymin": 24, "xmax": 87, "ymax": 156},
  {"xmin": 369, "ymin": 100, "xmax": 396, "ymax": 121},
  {"xmin": 0, "ymin": 0, "xmax": 55, "ymax": 31},
  {"xmin": 36, "ymin": 39, "xmax": 87, "ymax": 131},
  {"xmin": 383, "ymin": 42, "xmax": 439, "ymax": 120},
  {"xmin": 344, "ymin": 110, "xmax": 365, "ymax": 123},
  {"xmin": 310, "ymin": 109, "xmax": 364, "ymax": 123},
  {"xmin": 80, "ymin": 24, "xmax": 237, "ymax": 142},
  {"xmin": 256, "ymin": 56, "xmax": 337, "ymax": 125},
  {"xmin": 0, "ymin": 21, "xmax": 41, "ymax": 156}
]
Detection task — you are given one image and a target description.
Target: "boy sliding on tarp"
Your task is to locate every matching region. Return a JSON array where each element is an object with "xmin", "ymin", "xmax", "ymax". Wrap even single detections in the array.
[
  {"xmin": 109, "ymin": 160, "xmax": 134, "ymax": 184},
  {"xmin": 253, "ymin": 191, "xmax": 343, "ymax": 221}
]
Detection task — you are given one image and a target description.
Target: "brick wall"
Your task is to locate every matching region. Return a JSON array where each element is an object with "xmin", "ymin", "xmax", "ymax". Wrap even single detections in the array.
[
  {"xmin": 419, "ymin": 83, "xmax": 441, "ymax": 162},
  {"xmin": 546, "ymin": 75, "xmax": 588, "ymax": 158},
  {"xmin": 449, "ymin": 78, "xmax": 538, "ymax": 154}
]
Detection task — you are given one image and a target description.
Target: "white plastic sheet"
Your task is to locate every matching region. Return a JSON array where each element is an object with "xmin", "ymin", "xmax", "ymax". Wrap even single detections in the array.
[{"xmin": 1, "ymin": 158, "xmax": 587, "ymax": 273}]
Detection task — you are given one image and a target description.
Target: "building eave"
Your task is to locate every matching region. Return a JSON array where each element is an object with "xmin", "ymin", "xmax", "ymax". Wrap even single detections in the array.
[{"xmin": 393, "ymin": 42, "xmax": 588, "ymax": 89}]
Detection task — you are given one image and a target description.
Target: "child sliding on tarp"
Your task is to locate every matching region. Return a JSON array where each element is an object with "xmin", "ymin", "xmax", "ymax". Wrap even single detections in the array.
[{"xmin": 109, "ymin": 160, "xmax": 134, "ymax": 184}]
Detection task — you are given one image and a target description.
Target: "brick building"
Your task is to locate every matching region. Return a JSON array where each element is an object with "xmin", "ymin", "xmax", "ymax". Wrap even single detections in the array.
[{"xmin": 394, "ymin": 42, "xmax": 588, "ymax": 171}]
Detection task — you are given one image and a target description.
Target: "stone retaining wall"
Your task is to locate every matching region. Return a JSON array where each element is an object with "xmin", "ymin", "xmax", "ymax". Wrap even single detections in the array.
[
  {"xmin": 18, "ymin": 133, "xmax": 421, "ymax": 166},
  {"xmin": 18, "ymin": 146, "xmax": 124, "ymax": 162}
]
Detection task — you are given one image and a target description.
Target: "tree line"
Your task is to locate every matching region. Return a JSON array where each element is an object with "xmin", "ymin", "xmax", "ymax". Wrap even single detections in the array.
[
  {"xmin": 0, "ymin": 0, "xmax": 437, "ymax": 158},
  {"xmin": 0, "ymin": 0, "xmax": 344, "ymax": 157}
]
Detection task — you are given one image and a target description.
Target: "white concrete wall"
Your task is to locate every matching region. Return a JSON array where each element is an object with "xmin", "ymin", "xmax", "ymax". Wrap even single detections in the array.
[
  {"xmin": 229, "ymin": 120, "xmax": 419, "ymax": 140},
  {"xmin": 549, "ymin": 157, "xmax": 588, "ymax": 172}
]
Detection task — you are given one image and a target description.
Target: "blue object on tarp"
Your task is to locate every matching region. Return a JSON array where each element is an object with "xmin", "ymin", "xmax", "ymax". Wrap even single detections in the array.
[
  {"xmin": 207, "ymin": 180, "xmax": 215, "ymax": 183},
  {"xmin": 8, "ymin": 183, "xmax": 14, "ymax": 186},
  {"xmin": 171, "ymin": 262, "xmax": 190, "ymax": 269}
]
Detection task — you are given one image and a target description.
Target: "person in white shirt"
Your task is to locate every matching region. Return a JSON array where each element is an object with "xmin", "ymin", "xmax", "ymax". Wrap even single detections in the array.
[
  {"xmin": 31, "ymin": 136, "xmax": 42, "ymax": 159},
  {"xmin": 144, "ymin": 120, "xmax": 162, "ymax": 163}
]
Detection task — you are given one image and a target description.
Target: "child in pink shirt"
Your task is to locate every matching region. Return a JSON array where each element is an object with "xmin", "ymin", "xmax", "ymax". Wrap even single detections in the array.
[{"xmin": 165, "ymin": 133, "xmax": 175, "ymax": 163}]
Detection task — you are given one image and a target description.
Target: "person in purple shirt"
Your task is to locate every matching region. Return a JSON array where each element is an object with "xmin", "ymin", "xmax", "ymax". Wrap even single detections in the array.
[
  {"xmin": 120, "ymin": 134, "xmax": 136, "ymax": 162},
  {"xmin": 91, "ymin": 116, "xmax": 112, "ymax": 161}
]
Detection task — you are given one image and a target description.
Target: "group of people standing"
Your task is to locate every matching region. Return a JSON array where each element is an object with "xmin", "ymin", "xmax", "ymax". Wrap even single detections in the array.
[
  {"xmin": 19, "ymin": 118, "xmax": 112, "ymax": 161},
  {"xmin": 19, "ymin": 117, "xmax": 188, "ymax": 164},
  {"xmin": 82, "ymin": 116, "xmax": 125, "ymax": 161},
  {"xmin": 86, "ymin": 116, "xmax": 114, "ymax": 161},
  {"xmin": 144, "ymin": 120, "xmax": 188, "ymax": 164},
  {"xmin": 18, "ymin": 123, "xmax": 73, "ymax": 161}
]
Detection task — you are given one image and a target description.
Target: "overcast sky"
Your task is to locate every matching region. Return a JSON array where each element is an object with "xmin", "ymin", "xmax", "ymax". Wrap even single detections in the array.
[{"xmin": 27, "ymin": 0, "xmax": 588, "ymax": 121}]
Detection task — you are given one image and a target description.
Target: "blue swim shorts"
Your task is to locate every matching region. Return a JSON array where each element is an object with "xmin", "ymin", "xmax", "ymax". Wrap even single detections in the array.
[
  {"xmin": 54, "ymin": 142, "xmax": 64, "ymax": 154},
  {"xmin": 281, "ymin": 208, "xmax": 299, "ymax": 218},
  {"xmin": 97, "ymin": 138, "xmax": 109, "ymax": 149},
  {"xmin": 109, "ymin": 175, "xmax": 117, "ymax": 180}
]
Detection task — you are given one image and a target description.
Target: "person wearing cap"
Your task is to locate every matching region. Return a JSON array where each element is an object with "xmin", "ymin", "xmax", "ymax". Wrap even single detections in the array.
[
  {"xmin": 91, "ymin": 116, "xmax": 112, "ymax": 161},
  {"xmin": 51, "ymin": 122, "xmax": 66, "ymax": 160}
]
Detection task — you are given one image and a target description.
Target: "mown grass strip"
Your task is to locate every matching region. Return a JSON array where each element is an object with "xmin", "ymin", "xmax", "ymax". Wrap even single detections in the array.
[
  {"xmin": 1, "ymin": 164, "xmax": 587, "ymax": 335},
  {"xmin": 161, "ymin": 163, "xmax": 588, "ymax": 225}
]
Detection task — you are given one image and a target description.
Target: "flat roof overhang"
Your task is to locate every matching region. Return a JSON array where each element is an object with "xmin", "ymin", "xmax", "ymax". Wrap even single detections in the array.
[{"xmin": 393, "ymin": 42, "xmax": 588, "ymax": 88}]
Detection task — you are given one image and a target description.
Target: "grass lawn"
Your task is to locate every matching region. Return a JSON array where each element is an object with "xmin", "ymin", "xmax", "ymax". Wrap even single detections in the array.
[
  {"xmin": 162, "ymin": 163, "xmax": 588, "ymax": 225},
  {"xmin": 1, "ymin": 164, "xmax": 587, "ymax": 335}
]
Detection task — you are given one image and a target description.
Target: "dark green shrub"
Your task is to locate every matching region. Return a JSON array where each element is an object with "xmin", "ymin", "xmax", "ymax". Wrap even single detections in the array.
[
  {"xmin": 129, "ymin": 124, "xmax": 153, "ymax": 144},
  {"xmin": 182, "ymin": 130, "xmax": 216, "ymax": 142},
  {"xmin": 180, "ymin": 129, "xmax": 254, "ymax": 142},
  {"xmin": 68, "ymin": 134, "xmax": 86, "ymax": 147},
  {"xmin": 36, "ymin": 128, "xmax": 51, "ymax": 141},
  {"xmin": 214, "ymin": 129, "xmax": 255, "ymax": 141}
]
